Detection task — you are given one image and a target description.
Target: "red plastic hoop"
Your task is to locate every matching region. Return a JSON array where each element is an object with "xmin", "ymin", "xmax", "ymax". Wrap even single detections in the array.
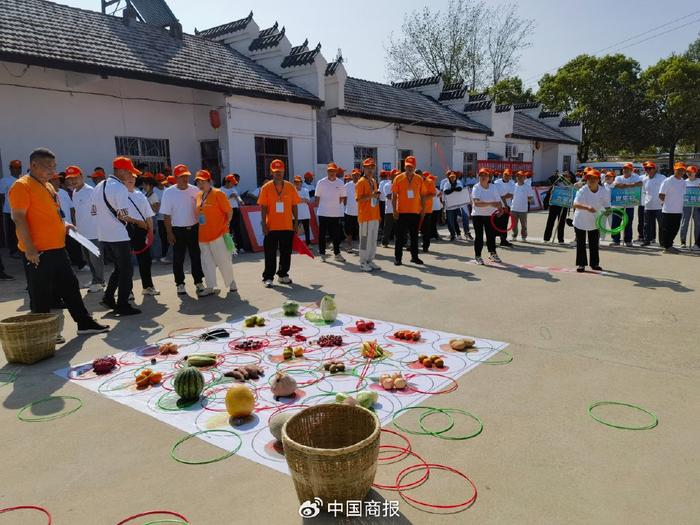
[
  {"xmin": 116, "ymin": 510, "xmax": 190, "ymax": 525},
  {"xmin": 396, "ymin": 463, "xmax": 477, "ymax": 509},
  {"xmin": 372, "ymin": 445, "xmax": 430, "ymax": 491},
  {"xmin": 490, "ymin": 209, "xmax": 515, "ymax": 233},
  {"xmin": 404, "ymin": 372, "xmax": 458, "ymax": 395},
  {"xmin": 378, "ymin": 429, "xmax": 412, "ymax": 462},
  {"xmin": 0, "ymin": 506, "xmax": 52, "ymax": 524}
]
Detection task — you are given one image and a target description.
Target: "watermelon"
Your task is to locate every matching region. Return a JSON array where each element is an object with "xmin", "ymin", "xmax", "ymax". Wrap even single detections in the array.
[{"xmin": 173, "ymin": 366, "xmax": 204, "ymax": 401}]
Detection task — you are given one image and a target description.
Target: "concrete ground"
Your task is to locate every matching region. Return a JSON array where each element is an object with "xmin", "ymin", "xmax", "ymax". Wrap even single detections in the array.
[{"xmin": 1, "ymin": 211, "xmax": 698, "ymax": 525}]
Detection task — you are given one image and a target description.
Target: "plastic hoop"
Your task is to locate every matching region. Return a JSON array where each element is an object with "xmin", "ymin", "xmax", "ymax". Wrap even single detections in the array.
[
  {"xmin": 170, "ymin": 429, "xmax": 242, "ymax": 465},
  {"xmin": 587, "ymin": 401, "xmax": 658, "ymax": 430},
  {"xmin": 418, "ymin": 408, "xmax": 483, "ymax": 440},
  {"xmin": 116, "ymin": 510, "xmax": 190, "ymax": 525},
  {"xmin": 596, "ymin": 208, "xmax": 628, "ymax": 235},
  {"xmin": 0, "ymin": 505, "xmax": 52, "ymax": 524},
  {"xmin": 465, "ymin": 349, "xmax": 513, "ymax": 365},
  {"xmin": 17, "ymin": 396, "xmax": 83, "ymax": 422},
  {"xmin": 372, "ymin": 445, "xmax": 430, "ymax": 491},
  {"xmin": 490, "ymin": 209, "xmax": 515, "ymax": 233},
  {"xmin": 396, "ymin": 463, "xmax": 478, "ymax": 510},
  {"xmin": 392, "ymin": 406, "xmax": 454, "ymax": 436}
]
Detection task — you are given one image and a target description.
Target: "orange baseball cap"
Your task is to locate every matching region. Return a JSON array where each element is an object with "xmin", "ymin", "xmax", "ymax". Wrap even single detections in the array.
[
  {"xmin": 194, "ymin": 169, "xmax": 211, "ymax": 181},
  {"xmin": 141, "ymin": 171, "xmax": 154, "ymax": 179},
  {"xmin": 643, "ymin": 161, "xmax": 656, "ymax": 169},
  {"xmin": 293, "ymin": 175, "xmax": 303, "ymax": 182},
  {"xmin": 64, "ymin": 165, "xmax": 82, "ymax": 178},
  {"xmin": 379, "ymin": 170, "xmax": 389, "ymax": 178},
  {"xmin": 90, "ymin": 170, "xmax": 104, "ymax": 179},
  {"xmin": 351, "ymin": 168, "xmax": 361, "ymax": 175},
  {"xmin": 686, "ymin": 165, "xmax": 698, "ymax": 174},
  {"xmin": 584, "ymin": 169, "xmax": 602, "ymax": 179},
  {"xmin": 404, "ymin": 156, "xmax": 416, "ymax": 168},
  {"xmin": 224, "ymin": 174, "xmax": 238, "ymax": 185},
  {"xmin": 155, "ymin": 173, "xmax": 166, "ymax": 182},
  {"xmin": 503, "ymin": 168, "xmax": 512, "ymax": 176},
  {"xmin": 343, "ymin": 174, "xmax": 351, "ymax": 182},
  {"xmin": 326, "ymin": 162, "xmax": 338, "ymax": 172},
  {"xmin": 390, "ymin": 169, "xmax": 399, "ymax": 176},
  {"xmin": 173, "ymin": 164, "xmax": 191, "ymax": 178},
  {"xmin": 478, "ymin": 168, "xmax": 490, "ymax": 176},
  {"xmin": 674, "ymin": 162, "xmax": 687, "ymax": 171},
  {"xmin": 9, "ymin": 160, "xmax": 21, "ymax": 169},
  {"xmin": 113, "ymin": 156, "xmax": 141, "ymax": 175},
  {"xmin": 304, "ymin": 171, "xmax": 314, "ymax": 180},
  {"xmin": 362, "ymin": 157, "xmax": 376, "ymax": 168},
  {"xmin": 622, "ymin": 162, "xmax": 634, "ymax": 170},
  {"xmin": 605, "ymin": 171, "xmax": 615, "ymax": 178},
  {"xmin": 270, "ymin": 159, "xmax": 285, "ymax": 173},
  {"xmin": 166, "ymin": 175, "xmax": 176, "ymax": 185}
]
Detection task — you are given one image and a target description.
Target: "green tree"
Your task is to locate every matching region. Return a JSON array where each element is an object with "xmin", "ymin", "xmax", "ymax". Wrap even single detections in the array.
[
  {"xmin": 537, "ymin": 54, "xmax": 646, "ymax": 162},
  {"xmin": 488, "ymin": 76, "xmax": 534, "ymax": 105},
  {"xmin": 641, "ymin": 55, "xmax": 700, "ymax": 166},
  {"xmin": 685, "ymin": 35, "xmax": 700, "ymax": 62}
]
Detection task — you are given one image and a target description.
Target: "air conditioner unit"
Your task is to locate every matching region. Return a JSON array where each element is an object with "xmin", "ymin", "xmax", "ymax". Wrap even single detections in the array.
[{"xmin": 510, "ymin": 145, "xmax": 519, "ymax": 157}]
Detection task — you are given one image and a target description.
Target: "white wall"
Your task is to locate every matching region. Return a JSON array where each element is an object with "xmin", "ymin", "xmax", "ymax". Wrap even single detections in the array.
[
  {"xmin": 539, "ymin": 142, "xmax": 559, "ymax": 179},
  {"xmin": 453, "ymin": 131, "xmax": 490, "ymax": 171},
  {"xmin": 331, "ymin": 116, "xmax": 396, "ymax": 171}
]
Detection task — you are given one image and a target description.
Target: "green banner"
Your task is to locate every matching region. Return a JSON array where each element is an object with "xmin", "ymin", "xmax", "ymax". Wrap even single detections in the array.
[
  {"xmin": 610, "ymin": 186, "xmax": 642, "ymax": 207},
  {"xmin": 685, "ymin": 187, "xmax": 700, "ymax": 208}
]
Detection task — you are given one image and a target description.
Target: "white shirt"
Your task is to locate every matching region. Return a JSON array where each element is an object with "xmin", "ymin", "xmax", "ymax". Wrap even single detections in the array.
[
  {"xmin": 221, "ymin": 186, "xmax": 240, "ymax": 209},
  {"xmin": 144, "ymin": 188, "xmax": 160, "ymax": 215},
  {"xmin": 128, "ymin": 189, "xmax": 155, "ymax": 221},
  {"xmin": 160, "ymin": 184, "xmax": 199, "ymax": 227},
  {"xmin": 0, "ymin": 175, "xmax": 17, "ymax": 213},
  {"xmin": 58, "ymin": 188, "xmax": 73, "ymax": 221},
  {"xmin": 573, "ymin": 184, "xmax": 611, "ymax": 231},
  {"xmin": 296, "ymin": 186, "xmax": 311, "ymax": 220},
  {"xmin": 382, "ymin": 180, "xmax": 394, "ymax": 214},
  {"xmin": 510, "ymin": 182, "xmax": 535, "ymax": 213},
  {"xmin": 94, "ymin": 177, "xmax": 130, "ymax": 242},
  {"xmin": 613, "ymin": 173, "xmax": 641, "ymax": 187},
  {"xmin": 659, "ymin": 176, "xmax": 686, "ymax": 214},
  {"xmin": 471, "ymin": 183, "xmax": 501, "ymax": 216},
  {"xmin": 152, "ymin": 187, "xmax": 164, "ymax": 219},
  {"xmin": 315, "ymin": 177, "xmax": 345, "ymax": 217},
  {"xmin": 303, "ymin": 181, "xmax": 316, "ymax": 197},
  {"xmin": 495, "ymin": 179, "xmax": 515, "ymax": 206},
  {"xmin": 642, "ymin": 174, "xmax": 665, "ymax": 210},
  {"xmin": 71, "ymin": 184, "xmax": 97, "ymax": 239},
  {"xmin": 378, "ymin": 179, "xmax": 389, "ymax": 202},
  {"xmin": 686, "ymin": 178, "xmax": 700, "ymax": 189},
  {"xmin": 344, "ymin": 181, "xmax": 358, "ymax": 216}
]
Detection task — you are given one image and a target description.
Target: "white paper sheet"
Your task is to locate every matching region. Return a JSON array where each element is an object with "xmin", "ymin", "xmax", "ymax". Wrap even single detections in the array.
[{"xmin": 68, "ymin": 229, "xmax": 100, "ymax": 257}]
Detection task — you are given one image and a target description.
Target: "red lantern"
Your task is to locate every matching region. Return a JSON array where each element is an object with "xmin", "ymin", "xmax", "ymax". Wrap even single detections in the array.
[{"xmin": 209, "ymin": 109, "xmax": 221, "ymax": 129}]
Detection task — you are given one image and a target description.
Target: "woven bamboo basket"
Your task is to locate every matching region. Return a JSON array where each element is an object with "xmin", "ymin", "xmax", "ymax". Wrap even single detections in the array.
[
  {"xmin": 0, "ymin": 313, "xmax": 59, "ymax": 364},
  {"xmin": 282, "ymin": 404, "xmax": 380, "ymax": 504}
]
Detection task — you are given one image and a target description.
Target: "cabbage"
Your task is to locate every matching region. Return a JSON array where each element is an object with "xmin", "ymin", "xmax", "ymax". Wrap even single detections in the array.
[
  {"xmin": 282, "ymin": 301, "xmax": 299, "ymax": 316},
  {"xmin": 320, "ymin": 295, "xmax": 337, "ymax": 322},
  {"xmin": 356, "ymin": 390, "xmax": 377, "ymax": 409}
]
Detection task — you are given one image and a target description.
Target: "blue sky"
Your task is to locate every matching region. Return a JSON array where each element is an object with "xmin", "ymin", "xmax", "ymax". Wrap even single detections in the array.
[{"xmin": 62, "ymin": 0, "xmax": 700, "ymax": 88}]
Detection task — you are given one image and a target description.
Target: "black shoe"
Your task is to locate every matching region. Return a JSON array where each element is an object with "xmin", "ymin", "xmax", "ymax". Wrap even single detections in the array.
[
  {"xmin": 500, "ymin": 240, "xmax": 514, "ymax": 247},
  {"xmin": 565, "ymin": 218, "xmax": 574, "ymax": 227},
  {"xmin": 449, "ymin": 236, "xmax": 456, "ymax": 241},
  {"xmin": 382, "ymin": 243, "xmax": 389, "ymax": 248},
  {"xmin": 114, "ymin": 305, "xmax": 141, "ymax": 316},
  {"xmin": 394, "ymin": 260, "xmax": 402, "ymax": 266},
  {"xmin": 422, "ymin": 247, "xmax": 428, "ymax": 253},
  {"xmin": 77, "ymin": 318, "xmax": 110, "ymax": 335},
  {"xmin": 576, "ymin": 266, "xmax": 585, "ymax": 273},
  {"xmin": 591, "ymin": 266, "xmax": 603, "ymax": 271},
  {"xmin": 0, "ymin": 272, "xmax": 14, "ymax": 281},
  {"xmin": 100, "ymin": 297, "xmax": 117, "ymax": 309},
  {"xmin": 641, "ymin": 241, "xmax": 651, "ymax": 246},
  {"xmin": 411, "ymin": 258, "xmax": 424, "ymax": 265}
]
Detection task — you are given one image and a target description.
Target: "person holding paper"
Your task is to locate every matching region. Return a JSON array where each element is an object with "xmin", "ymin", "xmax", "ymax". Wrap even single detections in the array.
[
  {"xmin": 640, "ymin": 162, "xmax": 664, "ymax": 246},
  {"xmin": 659, "ymin": 162, "xmax": 688, "ymax": 253},
  {"xmin": 392, "ymin": 156, "xmax": 426, "ymax": 266},
  {"xmin": 680, "ymin": 165, "xmax": 700, "ymax": 249},
  {"xmin": 572, "ymin": 169, "xmax": 609, "ymax": 272},
  {"xmin": 221, "ymin": 174, "xmax": 244, "ymax": 254},
  {"xmin": 609, "ymin": 162, "xmax": 642, "ymax": 247},
  {"xmin": 381, "ymin": 170, "xmax": 398, "ymax": 247},
  {"xmin": 510, "ymin": 171, "xmax": 536, "ymax": 241},
  {"xmin": 9, "ymin": 148, "xmax": 109, "ymax": 340},
  {"xmin": 355, "ymin": 157, "xmax": 381, "ymax": 271},
  {"xmin": 257, "ymin": 159, "xmax": 300, "ymax": 287},
  {"xmin": 471, "ymin": 168, "xmax": 503, "ymax": 265}
]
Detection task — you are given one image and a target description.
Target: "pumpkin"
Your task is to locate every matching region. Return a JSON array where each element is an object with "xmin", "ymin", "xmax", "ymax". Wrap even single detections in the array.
[{"xmin": 225, "ymin": 384, "xmax": 255, "ymax": 418}]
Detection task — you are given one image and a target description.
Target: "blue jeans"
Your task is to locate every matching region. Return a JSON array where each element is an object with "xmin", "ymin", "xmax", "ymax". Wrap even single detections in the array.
[
  {"xmin": 446, "ymin": 209, "xmax": 459, "ymax": 238},
  {"xmin": 643, "ymin": 209, "xmax": 662, "ymax": 243},
  {"xmin": 612, "ymin": 207, "xmax": 635, "ymax": 243},
  {"xmin": 459, "ymin": 207, "xmax": 470, "ymax": 235},
  {"xmin": 680, "ymin": 206, "xmax": 700, "ymax": 246}
]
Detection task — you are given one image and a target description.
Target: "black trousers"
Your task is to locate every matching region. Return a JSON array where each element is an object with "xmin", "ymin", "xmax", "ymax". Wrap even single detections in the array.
[
  {"xmin": 229, "ymin": 208, "xmax": 244, "ymax": 250},
  {"xmin": 644, "ymin": 209, "xmax": 662, "ymax": 243},
  {"xmin": 66, "ymin": 235, "xmax": 86, "ymax": 268},
  {"xmin": 344, "ymin": 214, "xmax": 359, "ymax": 240},
  {"xmin": 3, "ymin": 212, "xmax": 18, "ymax": 254},
  {"xmin": 23, "ymin": 248, "xmax": 90, "ymax": 324},
  {"xmin": 472, "ymin": 215, "xmax": 497, "ymax": 257},
  {"xmin": 395, "ymin": 213, "xmax": 420, "ymax": 262},
  {"xmin": 136, "ymin": 249, "xmax": 154, "ymax": 289},
  {"xmin": 431, "ymin": 210, "xmax": 441, "ymax": 239},
  {"xmin": 172, "ymin": 225, "xmax": 204, "ymax": 286},
  {"xmin": 637, "ymin": 206, "xmax": 645, "ymax": 239},
  {"xmin": 299, "ymin": 219, "xmax": 311, "ymax": 244},
  {"xmin": 103, "ymin": 240, "xmax": 133, "ymax": 307},
  {"xmin": 612, "ymin": 207, "xmax": 635, "ymax": 244},
  {"xmin": 263, "ymin": 230, "xmax": 293, "ymax": 281},
  {"xmin": 157, "ymin": 220, "xmax": 169, "ymax": 258},
  {"xmin": 574, "ymin": 227, "xmax": 600, "ymax": 267},
  {"xmin": 420, "ymin": 212, "xmax": 433, "ymax": 251},
  {"xmin": 544, "ymin": 205, "xmax": 567, "ymax": 242},
  {"xmin": 379, "ymin": 201, "xmax": 386, "ymax": 236},
  {"xmin": 318, "ymin": 216, "xmax": 342, "ymax": 255},
  {"xmin": 494, "ymin": 209, "xmax": 509, "ymax": 242},
  {"xmin": 661, "ymin": 213, "xmax": 682, "ymax": 249}
]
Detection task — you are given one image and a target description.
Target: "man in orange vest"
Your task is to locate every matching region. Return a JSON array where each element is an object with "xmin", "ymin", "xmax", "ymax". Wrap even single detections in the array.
[{"xmin": 391, "ymin": 156, "xmax": 426, "ymax": 265}]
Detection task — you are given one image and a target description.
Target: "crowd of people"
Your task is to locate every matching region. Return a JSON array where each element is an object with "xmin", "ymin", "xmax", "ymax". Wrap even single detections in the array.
[{"xmin": 0, "ymin": 148, "xmax": 697, "ymax": 342}]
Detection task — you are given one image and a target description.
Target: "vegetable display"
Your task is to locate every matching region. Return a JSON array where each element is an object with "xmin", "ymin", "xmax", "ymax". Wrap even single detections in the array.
[
  {"xmin": 449, "ymin": 338, "xmax": 475, "ymax": 351},
  {"xmin": 244, "ymin": 315, "xmax": 266, "ymax": 327},
  {"xmin": 394, "ymin": 330, "xmax": 421, "ymax": 341},
  {"xmin": 135, "ymin": 368, "xmax": 163, "ymax": 388},
  {"xmin": 92, "ymin": 356, "xmax": 117, "ymax": 375},
  {"xmin": 270, "ymin": 372, "xmax": 298, "ymax": 398},
  {"xmin": 282, "ymin": 301, "xmax": 300, "ymax": 316},
  {"xmin": 269, "ymin": 411, "xmax": 296, "ymax": 442},
  {"xmin": 224, "ymin": 365, "xmax": 265, "ymax": 382},
  {"xmin": 319, "ymin": 295, "xmax": 338, "ymax": 322},
  {"xmin": 234, "ymin": 339, "xmax": 264, "ymax": 351},
  {"xmin": 280, "ymin": 325, "xmax": 303, "ymax": 337},
  {"xmin": 184, "ymin": 353, "xmax": 217, "ymax": 367},
  {"xmin": 317, "ymin": 335, "xmax": 343, "ymax": 347},
  {"xmin": 355, "ymin": 320, "xmax": 375, "ymax": 332},
  {"xmin": 323, "ymin": 360, "xmax": 346, "ymax": 374},
  {"xmin": 173, "ymin": 366, "xmax": 205, "ymax": 401},
  {"xmin": 225, "ymin": 384, "xmax": 255, "ymax": 418},
  {"xmin": 336, "ymin": 390, "xmax": 378, "ymax": 409},
  {"xmin": 416, "ymin": 355, "xmax": 445, "ymax": 368},
  {"xmin": 158, "ymin": 343, "xmax": 179, "ymax": 355},
  {"xmin": 361, "ymin": 340, "xmax": 386, "ymax": 359},
  {"xmin": 379, "ymin": 373, "xmax": 407, "ymax": 390}
]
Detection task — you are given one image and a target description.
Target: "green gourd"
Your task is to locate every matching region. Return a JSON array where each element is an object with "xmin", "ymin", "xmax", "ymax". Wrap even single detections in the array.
[
  {"xmin": 320, "ymin": 295, "xmax": 337, "ymax": 322},
  {"xmin": 173, "ymin": 366, "xmax": 204, "ymax": 401}
]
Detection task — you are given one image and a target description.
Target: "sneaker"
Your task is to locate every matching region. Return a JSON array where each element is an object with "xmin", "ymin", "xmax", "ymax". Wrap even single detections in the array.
[
  {"xmin": 263, "ymin": 279, "xmax": 273, "ymax": 288},
  {"xmin": 641, "ymin": 241, "xmax": 651, "ymax": 247},
  {"xmin": 369, "ymin": 262, "xmax": 381, "ymax": 270},
  {"xmin": 691, "ymin": 245, "xmax": 700, "ymax": 251},
  {"xmin": 565, "ymin": 218, "xmax": 574, "ymax": 227},
  {"xmin": 76, "ymin": 265, "xmax": 90, "ymax": 272},
  {"xmin": 449, "ymin": 235, "xmax": 456, "ymax": 241},
  {"xmin": 521, "ymin": 236, "xmax": 527, "ymax": 242},
  {"xmin": 142, "ymin": 287, "xmax": 160, "ymax": 296},
  {"xmin": 159, "ymin": 257, "xmax": 171, "ymax": 264},
  {"xmin": 77, "ymin": 319, "xmax": 110, "ymax": 335},
  {"xmin": 320, "ymin": 254, "xmax": 328, "ymax": 262},
  {"xmin": 56, "ymin": 334, "xmax": 66, "ymax": 344},
  {"xmin": 576, "ymin": 266, "xmax": 585, "ymax": 273},
  {"xmin": 197, "ymin": 287, "xmax": 218, "ymax": 297},
  {"xmin": 100, "ymin": 296, "xmax": 117, "ymax": 310},
  {"xmin": 128, "ymin": 292, "xmax": 135, "ymax": 301},
  {"xmin": 608, "ymin": 241, "xmax": 620, "ymax": 247},
  {"xmin": 410, "ymin": 257, "xmax": 424, "ymax": 265},
  {"xmin": 0, "ymin": 272, "xmax": 15, "ymax": 281},
  {"xmin": 176, "ymin": 284, "xmax": 186, "ymax": 294},
  {"xmin": 334, "ymin": 254, "xmax": 346, "ymax": 263},
  {"xmin": 557, "ymin": 241, "xmax": 566, "ymax": 245},
  {"xmin": 475, "ymin": 257, "xmax": 485, "ymax": 265},
  {"xmin": 591, "ymin": 266, "xmax": 603, "ymax": 271},
  {"xmin": 278, "ymin": 276, "xmax": 292, "ymax": 284},
  {"xmin": 114, "ymin": 305, "xmax": 141, "ymax": 316},
  {"xmin": 680, "ymin": 243, "xmax": 687, "ymax": 248},
  {"xmin": 394, "ymin": 260, "xmax": 402, "ymax": 266},
  {"xmin": 229, "ymin": 282, "xmax": 238, "ymax": 292},
  {"xmin": 624, "ymin": 242, "xmax": 633, "ymax": 247},
  {"xmin": 500, "ymin": 240, "xmax": 514, "ymax": 247},
  {"xmin": 489, "ymin": 253, "xmax": 502, "ymax": 263},
  {"xmin": 360, "ymin": 263, "xmax": 373, "ymax": 272},
  {"xmin": 88, "ymin": 283, "xmax": 104, "ymax": 293},
  {"xmin": 663, "ymin": 247, "xmax": 680, "ymax": 254},
  {"xmin": 382, "ymin": 243, "xmax": 389, "ymax": 248},
  {"xmin": 195, "ymin": 283, "xmax": 206, "ymax": 294},
  {"xmin": 466, "ymin": 233, "xmax": 474, "ymax": 241}
]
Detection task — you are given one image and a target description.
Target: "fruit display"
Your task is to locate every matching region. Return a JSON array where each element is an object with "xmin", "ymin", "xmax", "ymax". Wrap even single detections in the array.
[
  {"xmin": 280, "ymin": 325, "xmax": 303, "ymax": 337},
  {"xmin": 320, "ymin": 295, "xmax": 338, "ymax": 322},
  {"xmin": 234, "ymin": 339, "xmax": 264, "ymax": 351},
  {"xmin": 269, "ymin": 411, "xmax": 296, "ymax": 442},
  {"xmin": 282, "ymin": 301, "xmax": 300, "ymax": 316},
  {"xmin": 183, "ymin": 353, "xmax": 217, "ymax": 367},
  {"xmin": 355, "ymin": 320, "xmax": 375, "ymax": 332},
  {"xmin": 317, "ymin": 335, "xmax": 343, "ymax": 347},
  {"xmin": 416, "ymin": 354, "xmax": 445, "ymax": 368},
  {"xmin": 282, "ymin": 346, "xmax": 305, "ymax": 360},
  {"xmin": 449, "ymin": 338, "xmax": 475, "ymax": 351},
  {"xmin": 173, "ymin": 366, "xmax": 205, "ymax": 401},
  {"xmin": 361, "ymin": 340, "xmax": 386, "ymax": 359},
  {"xmin": 270, "ymin": 372, "xmax": 298, "ymax": 398},
  {"xmin": 335, "ymin": 390, "xmax": 377, "ymax": 409},
  {"xmin": 394, "ymin": 330, "xmax": 421, "ymax": 341},
  {"xmin": 225, "ymin": 384, "xmax": 255, "ymax": 418},
  {"xmin": 158, "ymin": 343, "xmax": 179, "ymax": 355},
  {"xmin": 224, "ymin": 365, "xmax": 265, "ymax": 382},
  {"xmin": 379, "ymin": 372, "xmax": 407, "ymax": 390},
  {"xmin": 323, "ymin": 360, "xmax": 346, "ymax": 374},
  {"xmin": 92, "ymin": 356, "xmax": 117, "ymax": 375},
  {"xmin": 135, "ymin": 368, "xmax": 163, "ymax": 388},
  {"xmin": 244, "ymin": 315, "xmax": 266, "ymax": 327}
]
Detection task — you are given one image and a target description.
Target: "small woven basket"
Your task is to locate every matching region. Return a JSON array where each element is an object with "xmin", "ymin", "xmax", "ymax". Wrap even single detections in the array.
[
  {"xmin": 282, "ymin": 404, "xmax": 380, "ymax": 504},
  {"xmin": 0, "ymin": 313, "xmax": 59, "ymax": 364}
]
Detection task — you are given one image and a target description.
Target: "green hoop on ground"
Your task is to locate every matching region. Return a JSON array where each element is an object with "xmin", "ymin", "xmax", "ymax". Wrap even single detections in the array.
[
  {"xmin": 465, "ymin": 349, "xmax": 513, "ymax": 365},
  {"xmin": 418, "ymin": 408, "xmax": 483, "ymax": 440},
  {"xmin": 596, "ymin": 208, "xmax": 628, "ymax": 235},
  {"xmin": 170, "ymin": 429, "xmax": 242, "ymax": 464},
  {"xmin": 141, "ymin": 520, "xmax": 189, "ymax": 525},
  {"xmin": 392, "ymin": 406, "xmax": 454, "ymax": 436},
  {"xmin": 587, "ymin": 401, "xmax": 658, "ymax": 430},
  {"xmin": 0, "ymin": 371, "xmax": 17, "ymax": 389},
  {"xmin": 17, "ymin": 396, "xmax": 83, "ymax": 422}
]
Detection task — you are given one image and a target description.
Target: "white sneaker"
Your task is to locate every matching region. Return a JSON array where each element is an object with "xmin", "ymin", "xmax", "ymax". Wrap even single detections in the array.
[
  {"xmin": 176, "ymin": 284, "xmax": 186, "ymax": 294},
  {"xmin": 475, "ymin": 257, "xmax": 485, "ymax": 265},
  {"xmin": 320, "ymin": 254, "xmax": 328, "ymax": 262},
  {"xmin": 87, "ymin": 283, "xmax": 104, "ymax": 293},
  {"xmin": 159, "ymin": 257, "xmax": 171, "ymax": 264},
  {"xmin": 197, "ymin": 287, "xmax": 217, "ymax": 297},
  {"xmin": 263, "ymin": 279, "xmax": 273, "ymax": 288},
  {"xmin": 142, "ymin": 287, "xmax": 160, "ymax": 296},
  {"xmin": 680, "ymin": 243, "xmax": 687, "ymax": 248},
  {"xmin": 278, "ymin": 276, "xmax": 292, "ymax": 284},
  {"xmin": 489, "ymin": 253, "xmax": 502, "ymax": 263},
  {"xmin": 360, "ymin": 263, "xmax": 373, "ymax": 272},
  {"xmin": 334, "ymin": 254, "xmax": 346, "ymax": 263},
  {"xmin": 195, "ymin": 283, "xmax": 206, "ymax": 293},
  {"xmin": 369, "ymin": 262, "xmax": 381, "ymax": 270}
]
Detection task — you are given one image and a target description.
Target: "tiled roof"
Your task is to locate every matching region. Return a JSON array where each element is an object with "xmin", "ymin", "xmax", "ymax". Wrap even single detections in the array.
[
  {"xmin": 341, "ymin": 77, "xmax": 491, "ymax": 134},
  {"xmin": 438, "ymin": 88, "xmax": 468, "ymax": 101},
  {"xmin": 559, "ymin": 118, "xmax": 581, "ymax": 127},
  {"xmin": 495, "ymin": 104, "xmax": 511, "ymax": 113},
  {"xmin": 539, "ymin": 110, "xmax": 560, "ymax": 118},
  {"xmin": 469, "ymin": 93, "xmax": 488, "ymax": 102},
  {"xmin": 513, "ymin": 102, "xmax": 539, "ymax": 110},
  {"xmin": 289, "ymin": 39, "xmax": 309, "ymax": 56},
  {"xmin": 197, "ymin": 11, "xmax": 253, "ymax": 39},
  {"xmin": 129, "ymin": 0, "xmax": 177, "ymax": 27},
  {"xmin": 511, "ymin": 112, "xmax": 579, "ymax": 144},
  {"xmin": 0, "ymin": 0, "xmax": 320, "ymax": 106},
  {"xmin": 249, "ymin": 25, "xmax": 286, "ymax": 52},
  {"xmin": 281, "ymin": 42, "xmax": 321, "ymax": 68},
  {"xmin": 443, "ymin": 81, "xmax": 464, "ymax": 91},
  {"xmin": 464, "ymin": 101, "xmax": 492, "ymax": 112},
  {"xmin": 392, "ymin": 75, "xmax": 442, "ymax": 89},
  {"xmin": 325, "ymin": 58, "xmax": 342, "ymax": 76}
]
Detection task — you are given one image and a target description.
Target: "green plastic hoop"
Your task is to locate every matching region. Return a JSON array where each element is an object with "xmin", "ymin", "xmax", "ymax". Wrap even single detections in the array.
[
  {"xmin": 596, "ymin": 208, "xmax": 628, "ymax": 235},
  {"xmin": 465, "ymin": 349, "xmax": 513, "ymax": 365},
  {"xmin": 588, "ymin": 401, "xmax": 658, "ymax": 430},
  {"xmin": 418, "ymin": 408, "xmax": 484, "ymax": 441},
  {"xmin": 170, "ymin": 429, "xmax": 242, "ymax": 465},
  {"xmin": 392, "ymin": 406, "xmax": 454, "ymax": 436},
  {"xmin": 17, "ymin": 396, "xmax": 83, "ymax": 422}
]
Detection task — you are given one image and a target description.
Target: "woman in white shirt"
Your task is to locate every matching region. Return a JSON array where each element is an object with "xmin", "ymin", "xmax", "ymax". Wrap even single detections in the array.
[
  {"xmin": 471, "ymin": 168, "xmax": 503, "ymax": 264},
  {"xmin": 572, "ymin": 169, "xmax": 610, "ymax": 272},
  {"xmin": 680, "ymin": 165, "xmax": 700, "ymax": 249},
  {"xmin": 293, "ymin": 176, "xmax": 312, "ymax": 244}
]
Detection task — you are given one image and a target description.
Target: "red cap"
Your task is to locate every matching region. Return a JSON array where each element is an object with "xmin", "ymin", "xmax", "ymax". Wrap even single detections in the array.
[
  {"xmin": 674, "ymin": 162, "xmax": 687, "ymax": 171},
  {"xmin": 64, "ymin": 165, "xmax": 82, "ymax": 178},
  {"xmin": 343, "ymin": 174, "xmax": 351, "ymax": 182},
  {"xmin": 90, "ymin": 170, "xmax": 105, "ymax": 179},
  {"xmin": 293, "ymin": 175, "xmax": 303, "ymax": 182},
  {"xmin": 404, "ymin": 156, "xmax": 416, "ymax": 168},
  {"xmin": 224, "ymin": 174, "xmax": 238, "ymax": 185},
  {"xmin": 362, "ymin": 157, "xmax": 376, "ymax": 168},
  {"xmin": 304, "ymin": 171, "xmax": 314, "ymax": 180},
  {"xmin": 478, "ymin": 168, "xmax": 490, "ymax": 176},
  {"xmin": 166, "ymin": 175, "xmax": 176, "ymax": 185},
  {"xmin": 390, "ymin": 169, "xmax": 399, "ymax": 176},
  {"xmin": 326, "ymin": 162, "xmax": 338, "ymax": 172},
  {"xmin": 270, "ymin": 159, "xmax": 285, "ymax": 173},
  {"xmin": 113, "ymin": 156, "xmax": 141, "ymax": 176},
  {"xmin": 622, "ymin": 162, "xmax": 634, "ymax": 170},
  {"xmin": 351, "ymin": 168, "xmax": 361, "ymax": 175},
  {"xmin": 503, "ymin": 168, "xmax": 512, "ymax": 176},
  {"xmin": 687, "ymin": 165, "xmax": 698, "ymax": 175},
  {"xmin": 141, "ymin": 171, "xmax": 154, "ymax": 179},
  {"xmin": 194, "ymin": 169, "xmax": 211, "ymax": 181},
  {"xmin": 584, "ymin": 169, "xmax": 602, "ymax": 180},
  {"xmin": 173, "ymin": 164, "xmax": 191, "ymax": 178},
  {"xmin": 155, "ymin": 173, "xmax": 166, "ymax": 182},
  {"xmin": 643, "ymin": 161, "xmax": 656, "ymax": 169},
  {"xmin": 379, "ymin": 170, "xmax": 389, "ymax": 178},
  {"xmin": 9, "ymin": 160, "xmax": 21, "ymax": 169}
]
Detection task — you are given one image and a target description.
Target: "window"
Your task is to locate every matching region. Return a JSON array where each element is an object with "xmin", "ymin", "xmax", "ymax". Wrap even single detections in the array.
[
  {"xmin": 115, "ymin": 136, "xmax": 171, "ymax": 174},
  {"xmin": 200, "ymin": 140, "xmax": 221, "ymax": 185},
  {"xmin": 353, "ymin": 146, "xmax": 377, "ymax": 170},
  {"xmin": 399, "ymin": 149, "xmax": 413, "ymax": 171},
  {"xmin": 463, "ymin": 152, "xmax": 477, "ymax": 177},
  {"xmin": 255, "ymin": 136, "xmax": 288, "ymax": 187},
  {"xmin": 563, "ymin": 155, "xmax": 572, "ymax": 174}
]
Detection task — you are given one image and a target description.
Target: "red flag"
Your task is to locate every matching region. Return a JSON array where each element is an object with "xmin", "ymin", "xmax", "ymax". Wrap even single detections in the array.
[{"xmin": 292, "ymin": 234, "xmax": 314, "ymax": 258}]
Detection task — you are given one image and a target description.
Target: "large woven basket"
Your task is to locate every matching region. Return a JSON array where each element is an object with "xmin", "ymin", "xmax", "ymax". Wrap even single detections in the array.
[
  {"xmin": 282, "ymin": 404, "xmax": 380, "ymax": 504},
  {"xmin": 0, "ymin": 313, "xmax": 59, "ymax": 364}
]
